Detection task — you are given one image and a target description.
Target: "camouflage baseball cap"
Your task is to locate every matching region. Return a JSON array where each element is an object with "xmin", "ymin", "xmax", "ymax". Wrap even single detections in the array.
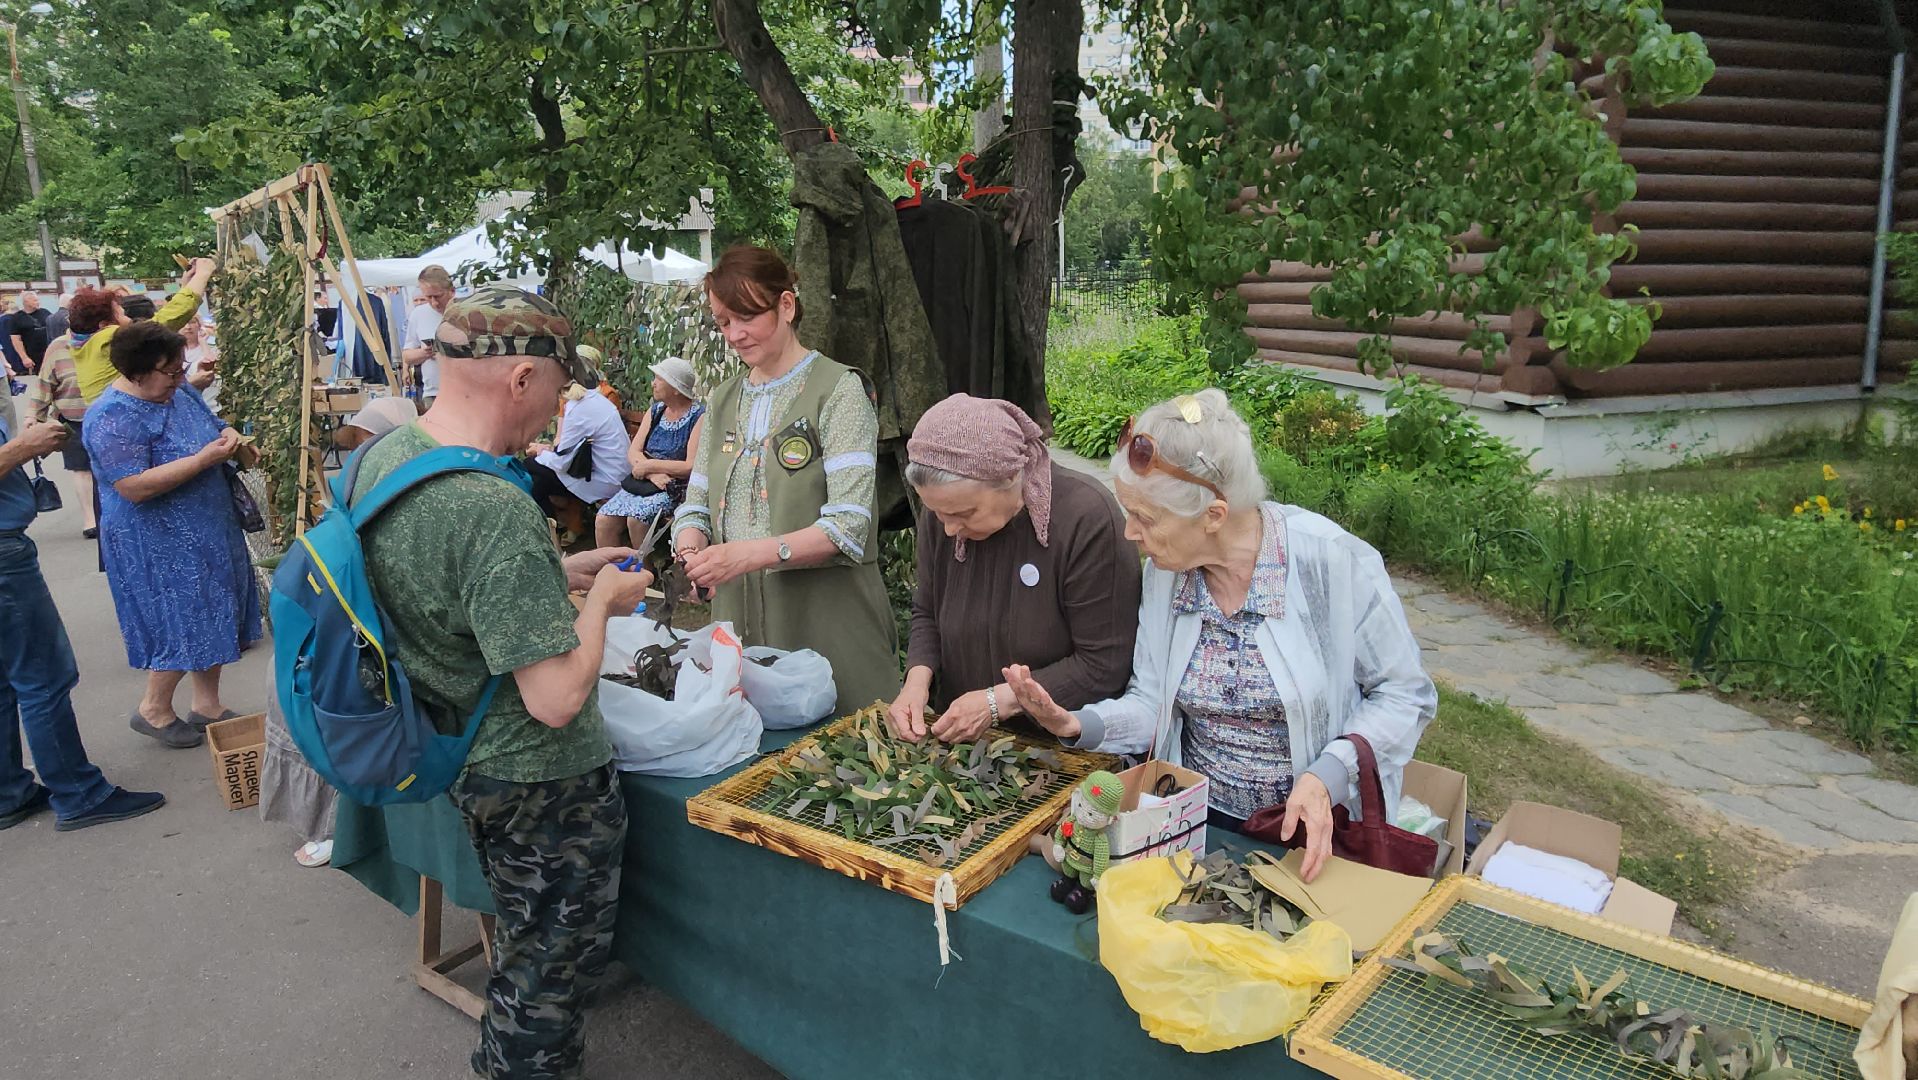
[{"xmin": 433, "ymin": 282, "xmax": 592, "ymax": 385}]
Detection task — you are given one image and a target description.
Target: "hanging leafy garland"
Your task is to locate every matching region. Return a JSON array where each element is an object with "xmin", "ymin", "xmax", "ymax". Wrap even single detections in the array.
[
  {"xmin": 550, "ymin": 265, "xmax": 737, "ymax": 408},
  {"xmin": 213, "ymin": 240, "xmax": 311, "ymax": 549}
]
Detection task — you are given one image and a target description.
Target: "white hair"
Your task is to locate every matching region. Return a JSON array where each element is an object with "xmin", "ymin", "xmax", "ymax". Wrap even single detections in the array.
[
  {"xmin": 904, "ymin": 460, "xmax": 1020, "ymax": 490},
  {"xmin": 1109, "ymin": 387, "xmax": 1266, "ymax": 517}
]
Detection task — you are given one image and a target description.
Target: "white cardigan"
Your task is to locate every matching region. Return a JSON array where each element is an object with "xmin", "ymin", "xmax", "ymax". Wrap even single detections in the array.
[{"xmin": 1071, "ymin": 503, "xmax": 1437, "ymax": 821}]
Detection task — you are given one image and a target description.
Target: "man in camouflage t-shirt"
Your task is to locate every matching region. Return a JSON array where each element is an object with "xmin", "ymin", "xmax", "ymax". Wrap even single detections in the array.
[{"xmin": 354, "ymin": 283, "xmax": 651, "ymax": 1080}]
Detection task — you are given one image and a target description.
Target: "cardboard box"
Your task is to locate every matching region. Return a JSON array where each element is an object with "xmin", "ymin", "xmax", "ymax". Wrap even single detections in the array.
[
  {"xmin": 310, "ymin": 385, "xmax": 367, "ymax": 415},
  {"xmin": 1401, "ymin": 759, "xmax": 1469, "ymax": 878},
  {"xmin": 1465, "ymin": 801, "xmax": 1678, "ymax": 936},
  {"xmin": 206, "ymin": 713, "xmax": 266, "ymax": 811},
  {"xmin": 1108, "ymin": 760, "xmax": 1208, "ymax": 864}
]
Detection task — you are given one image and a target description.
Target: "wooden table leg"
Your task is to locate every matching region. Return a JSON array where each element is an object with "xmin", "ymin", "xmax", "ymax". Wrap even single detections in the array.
[{"xmin": 412, "ymin": 875, "xmax": 488, "ymax": 1021}]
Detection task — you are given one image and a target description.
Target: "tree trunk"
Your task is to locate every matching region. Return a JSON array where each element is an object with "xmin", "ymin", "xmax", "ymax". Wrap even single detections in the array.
[
  {"xmin": 713, "ymin": 0, "xmax": 829, "ymax": 156},
  {"xmin": 529, "ymin": 68, "xmax": 573, "ymax": 282},
  {"xmin": 1010, "ymin": 0, "xmax": 1082, "ymax": 367}
]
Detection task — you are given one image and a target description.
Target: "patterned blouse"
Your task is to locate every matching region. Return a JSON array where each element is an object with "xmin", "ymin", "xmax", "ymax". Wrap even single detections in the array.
[
  {"xmin": 673, "ymin": 352, "xmax": 879, "ymax": 560},
  {"xmin": 1173, "ymin": 503, "xmax": 1293, "ymax": 819}
]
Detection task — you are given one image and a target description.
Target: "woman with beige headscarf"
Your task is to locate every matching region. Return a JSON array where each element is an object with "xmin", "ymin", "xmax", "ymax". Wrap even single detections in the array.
[{"xmin": 886, "ymin": 394, "xmax": 1141, "ymax": 744}]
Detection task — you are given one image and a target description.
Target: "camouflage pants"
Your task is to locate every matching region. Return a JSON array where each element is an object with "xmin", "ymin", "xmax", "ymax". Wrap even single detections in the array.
[{"xmin": 451, "ymin": 764, "xmax": 627, "ymax": 1080}]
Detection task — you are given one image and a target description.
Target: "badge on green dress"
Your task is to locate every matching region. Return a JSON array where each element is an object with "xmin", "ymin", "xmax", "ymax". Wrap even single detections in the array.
[{"xmin": 771, "ymin": 417, "xmax": 819, "ymax": 472}]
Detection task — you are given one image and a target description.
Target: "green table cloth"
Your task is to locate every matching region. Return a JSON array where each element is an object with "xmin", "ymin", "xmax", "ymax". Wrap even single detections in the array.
[{"xmin": 333, "ymin": 730, "xmax": 1323, "ymax": 1079}]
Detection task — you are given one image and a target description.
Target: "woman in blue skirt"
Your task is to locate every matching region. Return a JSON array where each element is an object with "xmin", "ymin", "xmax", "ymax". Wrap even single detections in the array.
[{"xmin": 595, "ymin": 356, "xmax": 707, "ymax": 550}]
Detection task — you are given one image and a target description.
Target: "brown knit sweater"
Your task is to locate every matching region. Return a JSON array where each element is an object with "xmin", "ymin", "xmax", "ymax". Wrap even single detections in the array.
[{"xmin": 907, "ymin": 463, "xmax": 1142, "ymax": 711}]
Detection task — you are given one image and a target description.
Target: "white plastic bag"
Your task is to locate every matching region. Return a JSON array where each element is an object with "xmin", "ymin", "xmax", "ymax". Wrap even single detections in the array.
[
  {"xmin": 738, "ymin": 646, "xmax": 837, "ymax": 729},
  {"xmin": 599, "ymin": 622, "xmax": 763, "ymax": 777},
  {"xmin": 600, "ymin": 615, "xmax": 678, "ymax": 677}
]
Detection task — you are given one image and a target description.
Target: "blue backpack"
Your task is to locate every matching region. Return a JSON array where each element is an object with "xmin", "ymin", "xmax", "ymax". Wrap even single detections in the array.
[{"xmin": 270, "ymin": 434, "xmax": 534, "ymax": 806}]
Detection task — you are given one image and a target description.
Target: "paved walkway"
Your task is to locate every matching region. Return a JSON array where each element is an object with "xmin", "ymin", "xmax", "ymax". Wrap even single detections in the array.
[{"xmin": 1394, "ymin": 577, "xmax": 1918, "ymax": 853}]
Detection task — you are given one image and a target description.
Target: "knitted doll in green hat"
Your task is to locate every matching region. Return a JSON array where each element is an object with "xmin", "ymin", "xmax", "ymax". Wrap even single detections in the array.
[{"xmin": 1048, "ymin": 770, "xmax": 1125, "ymax": 915}]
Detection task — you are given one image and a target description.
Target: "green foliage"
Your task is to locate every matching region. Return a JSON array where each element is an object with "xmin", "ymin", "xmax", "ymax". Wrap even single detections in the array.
[
  {"xmin": 1050, "ymin": 313, "xmax": 1918, "ymax": 756},
  {"xmin": 1886, "ymin": 230, "xmax": 1918, "ymax": 307},
  {"xmin": 1103, "ymin": 0, "xmax": 1712, "ymax": 374},
  {"xmin": 1063, "ymin": 144, "xmax": 1154, "ymax": 269}
]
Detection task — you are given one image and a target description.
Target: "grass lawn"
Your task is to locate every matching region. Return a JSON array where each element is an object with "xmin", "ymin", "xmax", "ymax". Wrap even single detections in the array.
[{"xmin": 1418, "ymin": 682, "xmax": 1750, "ymax": 932}]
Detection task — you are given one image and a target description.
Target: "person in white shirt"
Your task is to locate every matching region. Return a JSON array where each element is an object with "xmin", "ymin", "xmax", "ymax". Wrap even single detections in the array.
[
  {"xmin": 527, "ymin": 349, "xmax": 631, "ymax": 519},
  {"xmin": 401, "ymin": 265, "xmax": 451, "ymax": 408}
]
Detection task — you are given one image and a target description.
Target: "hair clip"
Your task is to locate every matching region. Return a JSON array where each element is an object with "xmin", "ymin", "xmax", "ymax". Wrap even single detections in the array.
[{"xmin": 1174, "ymin": 395, "xmax": 1204, "ymax": 424}]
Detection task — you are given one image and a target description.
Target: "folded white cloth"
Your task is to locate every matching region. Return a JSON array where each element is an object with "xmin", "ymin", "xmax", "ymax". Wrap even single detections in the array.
[{"xmin": 1482, "ymin": 842, "xmax": 1614, "ymax": 914}]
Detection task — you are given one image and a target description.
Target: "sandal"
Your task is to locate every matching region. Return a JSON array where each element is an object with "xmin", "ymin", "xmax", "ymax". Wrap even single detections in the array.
[{"xmin": 294, "ymin": 840, "xmax": 334, "ymax": 868}]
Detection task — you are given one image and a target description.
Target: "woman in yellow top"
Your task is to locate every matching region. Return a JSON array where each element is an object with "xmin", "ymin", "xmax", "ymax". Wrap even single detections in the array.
[{"xmin": 71, "ymin": 258, "xmax": 215, "ymax": 404}]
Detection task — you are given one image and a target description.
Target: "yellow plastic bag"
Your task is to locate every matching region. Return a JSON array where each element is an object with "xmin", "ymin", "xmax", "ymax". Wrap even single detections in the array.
[{"xmin": 1096, "ymin": 852, "xmax": 1355, "ymax": 1053}]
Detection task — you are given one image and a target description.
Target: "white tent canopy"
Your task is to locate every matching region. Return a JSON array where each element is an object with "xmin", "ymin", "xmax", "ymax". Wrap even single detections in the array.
[{"xmin": 350, "ymin": 217, "xmax": 707, "ymax": 289}]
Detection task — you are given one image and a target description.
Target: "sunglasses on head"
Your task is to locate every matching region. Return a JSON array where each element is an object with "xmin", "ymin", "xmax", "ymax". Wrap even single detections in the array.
[{"xmin": 1117, "ymin": 417, "xmax": 1227, "ymax": 503}]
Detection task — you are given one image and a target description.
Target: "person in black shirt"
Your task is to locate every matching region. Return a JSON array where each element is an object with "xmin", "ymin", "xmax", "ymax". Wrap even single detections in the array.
[{"xmin": 6, "ymin": 293, "xmax": 50, "ymax": 374}]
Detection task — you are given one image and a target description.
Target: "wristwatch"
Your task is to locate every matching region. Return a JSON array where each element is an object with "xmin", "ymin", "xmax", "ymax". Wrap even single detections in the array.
[{"xmin": 776, "ymin": 539, "xmax": 792, "ymax": 563}]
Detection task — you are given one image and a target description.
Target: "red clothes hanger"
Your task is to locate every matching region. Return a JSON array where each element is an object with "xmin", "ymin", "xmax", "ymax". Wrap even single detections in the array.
[{"xmin": 956, "ymin": 153, "xmax": 1011, "ymax": 198}]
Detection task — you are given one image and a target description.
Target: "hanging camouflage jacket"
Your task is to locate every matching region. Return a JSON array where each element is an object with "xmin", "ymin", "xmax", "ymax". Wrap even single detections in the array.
[{"xmin": 788, "ymin": 141, "xmax": 942, "ymax": 447}]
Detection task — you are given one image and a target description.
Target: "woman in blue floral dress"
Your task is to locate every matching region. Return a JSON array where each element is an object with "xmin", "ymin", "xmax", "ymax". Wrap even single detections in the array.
[
  {"xmin": 84, "ymin": 320, "xmax": 260, "ymax": 750},
  {"xmin": 594, "ymin": 356, "xmax": 707, "ymax": 549}
]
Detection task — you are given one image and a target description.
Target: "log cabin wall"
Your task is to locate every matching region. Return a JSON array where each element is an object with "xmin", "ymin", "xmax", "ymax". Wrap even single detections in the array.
[{"xmin": 1238, "ymin": 1, "xmax": 1912, "ymax": 401}]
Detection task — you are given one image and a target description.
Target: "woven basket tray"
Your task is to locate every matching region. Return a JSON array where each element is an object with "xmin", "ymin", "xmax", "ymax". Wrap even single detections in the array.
[
  {"xmin": 1290, "ymin": 875, "xmax": 1874, "ymax": 1080},
  {"xmin": 686, "ymin": 710, "xmax": 1118, "ymax": 907}
]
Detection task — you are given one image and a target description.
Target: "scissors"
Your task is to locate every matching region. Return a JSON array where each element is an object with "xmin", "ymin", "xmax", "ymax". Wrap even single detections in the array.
[
  {"xmin": 610, "ymin": 510, "xmax": 671, "ymax": 613},
  {"xmin": 615, "ymin": 509, "xmax": 671, "ymax": 573}
]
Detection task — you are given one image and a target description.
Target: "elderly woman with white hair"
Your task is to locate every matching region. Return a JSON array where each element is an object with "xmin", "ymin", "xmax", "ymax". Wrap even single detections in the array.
[
  {"xmin": 1005, "ymin": 389, "xmax": 1435, "ymax": 882},
  {"xmin": 886, "ymin": 394, "xmax": 1140, "ymax": 743}
]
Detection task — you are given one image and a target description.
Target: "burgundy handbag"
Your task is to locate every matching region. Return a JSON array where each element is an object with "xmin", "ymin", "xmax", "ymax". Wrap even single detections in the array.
[{"xmin": 1241, "ymin": 733, "xmax": 1437, "ymax": 878}]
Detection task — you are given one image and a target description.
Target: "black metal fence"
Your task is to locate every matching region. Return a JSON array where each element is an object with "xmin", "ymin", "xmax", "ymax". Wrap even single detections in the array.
[{"xmin": 1053, "ymin": 260, "xmax": 1165, "ymax": 320}]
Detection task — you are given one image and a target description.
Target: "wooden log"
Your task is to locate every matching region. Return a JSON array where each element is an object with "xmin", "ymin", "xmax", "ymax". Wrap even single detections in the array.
[
  {"xmin": 1898, "ymin": 189, "xmax": 1918, "ymax": 218},
  {"xmin": 1631, "ymin": 173, "xmax": 1878, "ymax": 204},
  {"xmin": 1236, "ymin": 281, "xmax": 1319, "ymax": 305},
  {"xmin": 1244, "ymin": 327, "xmax": 1507, "ymax": 372},
  {"xmin": 1882, "ymin": 338, "xmax": 1918, "ymax": 364},
  {"xmin": 1256, "ymin": 349, "xmax": 1510, "ymax": 392},
  {"xmin": 1697, "ymin": 38, "xmax": 1888, "ymax": 73},
  {"xmin": 1662, "ymin": 9, "xmax": 1879, "ymax": 47},
  {"xmin": 1244, "ymin": 254, "xmax": 1486, "ymax": 284},
  {"xmin": 1615, "ymin": 201, "xmax": 1877, "ymax": 231},
  {"xmin": 1242, "ymin": 303, "xmax": 1514, "ymax": 341},
  {"xmin": 1593, "ymin": 66, "xmax": 1886, "ymax": 103},
  {"xmin": 1619, "ymin": 147, "xmax": 1881, "ymax": 179},
  {"xmin": 1635, "ymin": 294, "xmax": 1870, "ymax": 328},
  {"xmin": 1628, "ymin": 230, "xmax": 1876, "ymax": 264},
  {"xmin": 1648, "ymin": 96, "xmax": 1880, "ymax": 129},
  {"xmin": 1621, "ymin": 118, "xmax": 1880, "ymax": 154},
  {"xmin": 1608, "ymin": 263, "xmax": 1870, "ymax": 295},
  {"xmin": 1547, "ymin": 355, "xmax": 1863, "ymax": 396},
  {"xmin": 1618, "ymin": 201, "xmax": 1871, "ymax": 231},
  {"xmin": 1632, "ymin": 323, "xmax": 1866, "ymax": 362}
]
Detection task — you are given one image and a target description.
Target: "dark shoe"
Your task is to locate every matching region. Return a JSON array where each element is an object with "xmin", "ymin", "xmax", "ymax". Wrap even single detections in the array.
[
  {"xmin": 82, "ymin": 526, "xmax": 98, "ymax": 539},
  {"xmin": 0, "ymin": 786, "xmax": 51, "ymax": 830},
  {"xmin": 186, "ymin": 709, "xmax": 241, "ymax": 730},
  {"xmin": 56, "ymin": 788, "xmax": 164, "ymax": 832},
  {"xmin": 1063, "ymin": 884, "xmax": 1093, "ymax": 916},
  {"xmin": 1050, "ymin": 874, "xmax": 1077, "ymax": 904},
  {"xmin": 130, "ymin": 711, "xmax": 203, "ymax": 748}
]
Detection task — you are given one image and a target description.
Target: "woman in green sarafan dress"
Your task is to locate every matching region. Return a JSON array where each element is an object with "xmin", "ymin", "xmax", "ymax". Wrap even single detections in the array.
[{"xmin": 672, "ymin": 246, "xmax": 900, "ymax": 716}]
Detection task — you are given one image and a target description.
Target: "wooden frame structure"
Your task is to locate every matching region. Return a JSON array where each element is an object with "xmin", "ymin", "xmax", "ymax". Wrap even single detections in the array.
[
  {"xmin": 415, "ymin": 876, "xmax": 496, "ymax": 1020},
  {"xmin": 687, "ymin": 713, "xmax": 1118, "ymax": 908},
  {"xmin": 208, "ymin": 162, "xmax": 395, "ymax": 531},
  {"xmin": 1290, "ymin": 875, "xmax": 1874, "ymax": 1080}
]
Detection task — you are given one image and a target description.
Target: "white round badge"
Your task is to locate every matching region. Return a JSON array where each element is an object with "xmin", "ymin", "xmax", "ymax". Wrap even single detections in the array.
[{"xmin": 1019, "ymin": 563, "xmax": 1040, "ymax": 588}]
